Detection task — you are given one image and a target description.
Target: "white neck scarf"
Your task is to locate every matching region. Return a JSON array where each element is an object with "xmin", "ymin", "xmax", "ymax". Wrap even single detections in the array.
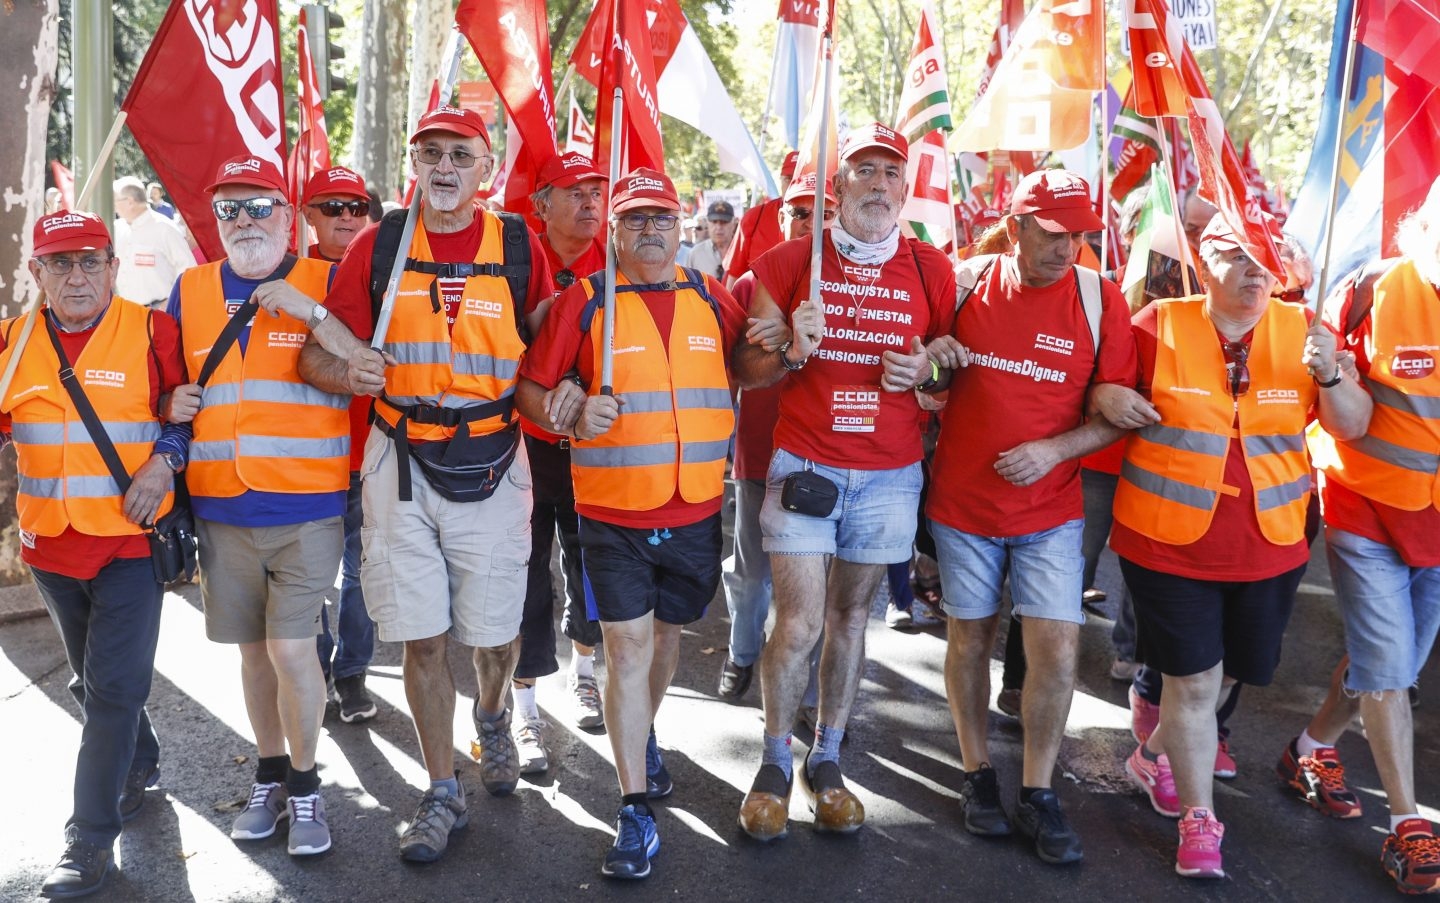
[{"xmin": 830, "ymin": 222, "xmax": 900, "ymax": 266}]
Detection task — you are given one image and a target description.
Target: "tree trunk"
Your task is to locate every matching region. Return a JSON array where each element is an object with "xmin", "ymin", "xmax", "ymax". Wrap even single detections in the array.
[
  {"xmin": 351, "ymin": 0, "xmax": 410, "ymax": 201},
  {"xmin": 407, "ymin": 0, "xmax": 450, "ymax": 133},
  {"xmin": 0, "ymin": 0, "xmax": 60, "ymax": 587}
]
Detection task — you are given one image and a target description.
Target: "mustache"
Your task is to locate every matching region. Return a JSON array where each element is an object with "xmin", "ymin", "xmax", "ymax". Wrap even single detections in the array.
[{"xmin": 634, "ymin": 236, "xmax": 667, "ymax": 249}]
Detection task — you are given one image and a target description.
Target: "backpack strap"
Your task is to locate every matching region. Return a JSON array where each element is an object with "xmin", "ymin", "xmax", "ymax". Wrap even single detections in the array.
[
  {"xmin": 579, "ymin": 268, "xmax": 721, "ymax": 334},
  {"xmin": 1340, "ymin": 258, "xmax": 1399, "ymax": 338},
  {"xmin": 955, "ymin": 254, "xmax": 999, "ymax": 314}
]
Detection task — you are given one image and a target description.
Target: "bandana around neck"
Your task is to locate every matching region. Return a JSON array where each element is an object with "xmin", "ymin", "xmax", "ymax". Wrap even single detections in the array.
[{"xmin": 830, "ymin": 222, "xmax": 900, "ymax": 266}]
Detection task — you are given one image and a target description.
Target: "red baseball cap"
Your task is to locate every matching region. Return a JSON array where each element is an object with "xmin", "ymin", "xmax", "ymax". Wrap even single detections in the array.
[
  {"xmin": 1010, "ymin": 170, "xmax": 1103, "ymax": 233},
  {"xmin": 302, "ymin": 166, "xmax": 368, "ymax": 204},
  {"xmin": 839, "ymin": 122, "xmax": 908, "ymax": 163},
  {"xmin": 33, "ymin": 210, "xmax": 111, "ymax": 257},
  {"xmin": 611, "ymin": 168, "xmax": 681, "ymax": 214},
  {"xmin": 783, "ymin": 171, "xmax": 836, "ymax": 205},
  {"xmin": 781, "ymin": 150, "xmax": 800, "ymax": 180},
  {"xmin": 409, "ymin": 105, "xmax": 491, "ymax": 148},
  {"xmin": 1200, "ymin": 211, "xmax": 1282, "ymax": 252},
  {"xmin": 537, "ymin": 152, "xmax": 607, "ymax": 191},
  {"xmin": 206, "ymin": 154, "xmax": 289, "ymax": 197}
]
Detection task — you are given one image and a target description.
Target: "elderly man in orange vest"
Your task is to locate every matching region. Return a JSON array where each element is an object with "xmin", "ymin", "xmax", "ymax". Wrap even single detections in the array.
[
  {"xmin": 166, "ymin": 155, "xmax": 377, "ymax": 860},
  {"xmin": 517, "ymin": 168, "xmax": 749, "ymax": 881},
  {"xmin": 2, "ymin": 211, "xmax": 190, "ymax": 899},
  {"xmin": 1095, "ymin": 213, "xmax": 1369, "ymax": 880}
]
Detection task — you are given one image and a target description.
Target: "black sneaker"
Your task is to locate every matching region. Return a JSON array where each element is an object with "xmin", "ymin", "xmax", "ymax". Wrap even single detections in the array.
[
  {"xmin": 718, "ymin": 657, "xmax": 753, "ymax": 699},
  {"xmin": 333, "ymin": 674, "xmax": 378, "ymax": 724},
  {"xmin": 959, "ymin": 765, "xmax": 1011, "ymax": 836},
  {"xmin": 119, "ymin": 762, "xmax": 159, "ymax": 823},
  {"xmin": 41, "ymin": 831, "xmax": 114, "ymax": 899},
  {"xmin": 645, "ymin": 728, "xmax": 673, "ymax": 799},
  {"xmin": 1014, "ymin": 788, "xmax": 1083, "ymax": 864}
]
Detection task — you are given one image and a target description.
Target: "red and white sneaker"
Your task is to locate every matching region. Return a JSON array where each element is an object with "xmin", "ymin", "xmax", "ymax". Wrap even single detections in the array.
[
  {"xmin": 1275, "ymin": 738, "xmax": 1362, "ymax": 819},
  {"xmin": 1126, "ymin": 745, "xmax": 1180, "ymax": 817},
  {"xmin": 1213, "ymin": 734, "xmax": 1237, "ymax": 780},
  {"xmin": 1381, "ymin": 818, "xmax": 1440, "ymax": 894},
  {"xmin": 1176, "ymin": 807, "xmax": 1225, "ymax": 879},
  {"xmin": 1130, "ymin": 685, "xmax": 1160, "ymax": 745}
]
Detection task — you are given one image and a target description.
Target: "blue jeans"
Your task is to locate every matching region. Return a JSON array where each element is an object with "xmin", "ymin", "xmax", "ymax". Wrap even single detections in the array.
[
  {"xmin": 318, "ymin": 475, "xmax": 374, "ymax": 680},
  {"xmin": 724, "ymin": 478, "xmax": 772, "ymax": 667},
  {"xmin": 760, "ymin": 448, "xmax": 922, "ymax": 564},
  {"xmin": 931, "ymin": 518, "xmax": 1086, "ymax": 624},
  {"xmin": 32, "ymin": 556, "xmax": 163, "ymax": 848},
  {"xmin": 1329, "ymin": 528, "xmax": 1440, "ymax": 692}
]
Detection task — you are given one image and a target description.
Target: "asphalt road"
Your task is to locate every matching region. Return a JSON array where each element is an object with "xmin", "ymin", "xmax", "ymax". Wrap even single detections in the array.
[{"xmin": 2, "ymin": 510, "xmax": 1436, "ymax": 903}]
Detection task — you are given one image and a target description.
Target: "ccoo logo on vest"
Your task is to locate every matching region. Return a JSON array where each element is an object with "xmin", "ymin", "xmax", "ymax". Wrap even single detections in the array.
[
  {"xmin": 83, "ymin": 369, "xmax": 126, "ymax": 389},
  {"xmin": 1392, "ymin": 347, "xmax": 1437, "ymax": 380}
]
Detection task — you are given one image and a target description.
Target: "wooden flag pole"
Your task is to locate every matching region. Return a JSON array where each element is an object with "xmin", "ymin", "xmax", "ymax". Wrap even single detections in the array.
[
  {"xmin": 1314, "ymin": 0, "xmax": 1363, "ymax": 308},
  {"xmin": 806, "ymin": 11, "xmax": 838, "ymax": 320},
  {"xmin": 599, "ymin": 0, "xmax": 625, "ymax": 396},
  {"xmin": 1154, "ymin": 118, "xmax": 1193, "ymax": 297}
]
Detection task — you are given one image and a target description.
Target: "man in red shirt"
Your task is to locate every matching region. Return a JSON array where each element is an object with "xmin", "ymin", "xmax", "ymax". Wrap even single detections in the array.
[
  {"xmin": 926, "ymin": 170, "xmax": 1138, "ymax": 866},
  {"xmin": 733, "ymin": 123, "xmax": 956, "ymax": 842},
  {"xmin": 301, "ymin": 166, "xmax": 371, "ymax": 264},
  {"xmin": 516, "ymin": 168, "xmax": 748, "ymax": 880},
  {"xmin": 724, "ymin": 149, "xmax": 799, "ymax": 288},
  {"xmin": 511, "ymin": 151, "xmax": 609, "ymax": 770}
]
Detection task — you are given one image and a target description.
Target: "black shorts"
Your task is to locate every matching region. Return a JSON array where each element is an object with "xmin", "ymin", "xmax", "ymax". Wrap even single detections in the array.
[
  {"xmin": 578, "ymin": 514, "xmax": 722, "ymax": 625},
  {"xmin": 1120, "ymin": 557, "xmax": 1306, "ymax": 685}
]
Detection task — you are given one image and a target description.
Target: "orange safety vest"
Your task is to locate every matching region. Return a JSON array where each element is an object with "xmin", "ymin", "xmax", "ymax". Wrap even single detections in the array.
[
  {"xmin": 1114, "ymin": 296, "xmax": 1315, "ymax": 546},
  {"xmin": 179, "ymin": 259, "xmax": 350, "ymax": 497},
  {"xmin": 1324, "ymin": 260, "xmax": 1440, "ymax": 510},
  {"xmin": 570, "ymin": 268, "xmax": 735, "ymax": 511},
  {"xmin": 0, "ymin": 301, "xmax": 173, "ymax": 536},
  {"xmin": 373, "ymin": 209, "xmax": 526, "ymax": 442}
]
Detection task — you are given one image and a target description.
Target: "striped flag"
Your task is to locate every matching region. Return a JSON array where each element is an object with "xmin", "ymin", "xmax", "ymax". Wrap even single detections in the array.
[
  {"xmin": 769, "ymin": 0, "xmax": 823, "ymax": 150},
  {"xmin": 1122, "ymin": 164, "xmax": 1193, "ymax": 307},
  {"xmin": 896, "ymin": 0, "xmax": 953, "ymax": 248}
]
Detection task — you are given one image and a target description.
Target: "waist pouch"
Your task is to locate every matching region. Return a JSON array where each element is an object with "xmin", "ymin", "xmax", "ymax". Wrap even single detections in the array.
[
  {"xmin": 780, "ymin": 469, "xmax": 839, "ymax": 518},
  {"xmin": 408, "ymin": 420, "xmax": 521, "ymax": 503},
  {"xmin": 148, "ymin": 478, "xmax": 198, "ymax": 584}
]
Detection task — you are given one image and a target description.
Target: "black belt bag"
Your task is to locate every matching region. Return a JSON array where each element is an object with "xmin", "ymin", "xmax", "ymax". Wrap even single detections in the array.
[
  {"xmin": 147, "ymin": 484, "xmax": 199, "ymax": 584},
  {"xmin": 780, "ymin": 467, "xmax": 839, "ymax": 518},
  {"xmin": 386, "ymin": 418, "xmax": 521, "ymax": 503}
]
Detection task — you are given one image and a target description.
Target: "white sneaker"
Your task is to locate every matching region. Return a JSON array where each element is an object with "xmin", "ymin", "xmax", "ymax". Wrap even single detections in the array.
[
  {"xmin": 515, "ymin": 716, "xmax": 549, "ymax": 775},
  {"xmin": 568, "ymin": 673, "xmax": 604, "ymax": 729},
  {"xmin": 885, "ymin": 601, "xmax": 913, "ymax": 629}
]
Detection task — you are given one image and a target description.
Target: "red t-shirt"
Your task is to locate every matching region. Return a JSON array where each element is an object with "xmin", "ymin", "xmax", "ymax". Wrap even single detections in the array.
[
  {"xmin": 524, "ymin": 233, "xmax": 610, "ymax": 444},
  {"xmin": 752, "ymin": 234, "xmax": 957, "ymax": 470},
  {"xmin": 518, "ymin": 272, "xmax": 750, "ymax": 529},
  {"xmin": 1317, "ymin": 281, "xmax": 1440, "ymax": 567},
  {"xmin": 728, "ymin": 274, "xmax": 781, "ymax": 480},
  {"xmin": 0, "ymin": 307, "xmax": 187, "ymax": 579},
  {"xmin": 928, "ymin": 256, "xmax": 1137, "ymax": 537},
  {"xmin": 725, "ymin": 199, "xmax": 785, "ymax": 279},
  {"xmin": 1108, "ymin": 302, "xmax": 1314, "ymax": 580}
]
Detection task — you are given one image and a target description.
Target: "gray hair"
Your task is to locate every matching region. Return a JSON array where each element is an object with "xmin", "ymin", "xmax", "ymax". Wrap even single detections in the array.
[
  {"xmin": 113, "ymin": 176, "xmax": 147, "ymax": 206},
  {"xmin": 529, "ymin": 183, "xmax": 554, "ymax": 216},
  {"xmin": 1277, "ymin": 233, "xmax": 1314, "ymax": 290}
]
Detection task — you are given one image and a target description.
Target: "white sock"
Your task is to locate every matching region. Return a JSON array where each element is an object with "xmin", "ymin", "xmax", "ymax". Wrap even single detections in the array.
[
  {"xmin": 571, "ymin": 652, "xmax": 595, "ymax": 680},
  {"xmin": 1296, "ymin": 729, "xmax": 1327, "ymax": 757},
  {"xmin": 514, "ymin": 684, "xmax": 539, "ymax": 722},
  {"xmin": 1393, "ymin": 813, "xmax": 1424, "ymax": 833}
]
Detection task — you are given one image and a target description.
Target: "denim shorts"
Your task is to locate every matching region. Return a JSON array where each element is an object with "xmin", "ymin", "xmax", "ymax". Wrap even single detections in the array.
[
  {"xmin": 1328, "ymin": 528, "xmax": 1440, "ymax": 692},
  {"xmin": 930, "ymin": 518, "xmax": 1085, "ymax": 624},
  {"xmin": 759, "ymin": 448, "xmax": 921, "ymax": 564}
]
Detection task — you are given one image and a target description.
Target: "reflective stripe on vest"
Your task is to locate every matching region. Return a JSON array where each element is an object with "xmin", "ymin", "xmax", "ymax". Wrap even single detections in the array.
[
  {"xmin": 570, "ymin": 267, "xmax": 734, "ymax": 511},
  {"xmin": 179, "ymin": 259, "xmax": 350, "ymax": 498},
  {"xmin": 0, "ymin": 301, "xmax": 172, "ymax": 537},
  {"xmin": 373, "ymin": 209, "xmax": 526, "ymax": 441},
  {"xmin": 1325, "ymin": 259, "xmax": 1440, "ymax": 511},
  {"xmin": 1113, "ymin": 296, "xmax": 1315, "ymax": 546}
]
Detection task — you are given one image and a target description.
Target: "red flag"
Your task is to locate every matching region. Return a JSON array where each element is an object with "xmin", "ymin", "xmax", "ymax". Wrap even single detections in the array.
[
  {"xmin": 122, "ymin": 0, "xmax": 287, "ymax": 262},
  {"xmin": 1382, "ymin": 62, "xmax": 1440, "ymax": 254},
  {"xmin": 458, "ymin": 0, "xmax": 558, "ymax": 220},
  {"xmin": 572, "ymin": 0, "xmax": 670, "ymax": 174},
  {"xmin": 974, "ymin": 0, "xmax": 1025, "ymax": 101},
  {"xmin": 289, "ymin": 7, "xmax": 332, "ymax": 251},
  {"xmin": 1040, "ymin": 0, "xmax": 1105, "ymax": 91},
  {"xmin": 1125, "ymin": 0, "xmax": 1188, "ymax": 118},
  {"xmin": 50, "ymin": 161, "xmax": 75, "ymax": 211},
  {"xmin": 1358, "ymin": 0, "xmax": 1440, "ymax": 88}
]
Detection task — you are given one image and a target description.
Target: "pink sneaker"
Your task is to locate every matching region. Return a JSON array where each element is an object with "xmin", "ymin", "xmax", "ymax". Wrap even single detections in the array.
[
  {"xmin": 1176, "ymin": 807, "xmax": 1225, "ymax": 879},
  {"xmin": 1130, "ymin": 685, "xmax": 1160, "ymax": 745},
  {"xmin": 1126, "ymin": 745, "xmax": 1180, "ymax": 817},
  {"xmin": 1213, "ymin": 734, "xmax": 1237, "ymax": 779}
]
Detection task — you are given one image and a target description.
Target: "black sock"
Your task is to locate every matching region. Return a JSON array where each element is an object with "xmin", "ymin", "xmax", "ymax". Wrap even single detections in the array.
[
  {"xmin": 287, "ymin": 765, "xmax": 321, "ymax": 798},
  {"xmin": 1021, "ymin": 785, "xmax": 1047, "ymax": 801},
  {"xmin": 621, "ymin": 793, "xmax": 651, "ymax": 817},
  {"xmin": 256, "ymin": 755, "xmax": 290, "ymax": 785}
]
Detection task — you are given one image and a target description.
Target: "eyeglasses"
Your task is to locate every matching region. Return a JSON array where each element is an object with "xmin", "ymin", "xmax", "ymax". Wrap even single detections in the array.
[
  {"xmin": 617, "ymin": 213, "xmax": 680, "ymax": 231},
  {"xmin": 1222, "ymin": 340, "xmax": 1250, "ymax": 398},
  {"xmin": 1271, "ymin": 287, "xmax": 1306, "ymax": 303},
  {"xmin": 309, "ymin": 199, "xmax": 371, "ymax": 218},
  {"xmin": 212, "ymin": 198, "xmax": 286, "ymax": 221},
  {"xmin": 412, "ymin": 147, "xmax": 485, "ymax": 168},
  {"xmin": 555, "ymin": 268, "xmax": 577, "ymax": 288},
  {"xmin": 38, "ymin": 254, "xmax": 110, "ymax": 275},
  {"xmin": 786, "ymin": 206, "xmax": 837, "ymax": 222}
]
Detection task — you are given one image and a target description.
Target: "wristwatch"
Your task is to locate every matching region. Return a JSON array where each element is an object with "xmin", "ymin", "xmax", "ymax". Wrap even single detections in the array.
[
  {"xmin": 159, "ymin": 451, "xmax": 184, "ymax": 473},
  {"xmin": 1315, "ymin": 366, "xmax": 1344, "ymax": 388},
  {"xmin": 306, "ymin": 304, "xmax": 330, "ymax": 330},
  {"xmin": 778, "ymin": 340, "xmax": 808, "ymax": 371},
  {"xmin": 916, "ymin": 359, "xmax": 941, "ymax": 392}
]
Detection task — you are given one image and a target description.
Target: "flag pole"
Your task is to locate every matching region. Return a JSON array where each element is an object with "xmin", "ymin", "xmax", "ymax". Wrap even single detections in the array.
[
  {"xmin": 1313, "ymin": 0, "xmax": 1362, "ymax": 308},
  {"xmin": 0, "ymin": 110, "xmax": 129, "ymax": 403},
  {"xmin": 372, "ymin": 27, "xmax": 464, "ymax": 351},
  {"xmin": 1154, "ymin": 118, "xmax": 1193, "ymax": 296},
  {"xmin": 600, "ymin": 0, "xmax": 625, "ymax": 397},
  {"xmin": 944, "ymin": 147, "xmax": 959, "ymax": 266},
  {"xmin": 806, "ymin": 5, "xmax": 837, "ymax": 322},
  {"xmin": 555, "ymin": 64, "xmax": 577, "ymax": 114},
  {"xmin": 1099, "ymin": 89, "xmax": 1111, "ymax": 276}
]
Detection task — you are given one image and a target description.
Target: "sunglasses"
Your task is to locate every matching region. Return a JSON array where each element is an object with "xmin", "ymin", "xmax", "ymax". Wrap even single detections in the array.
[
  {"xmin": 39, "ymin": 254, "xmax": 110, "ymax": 276},
  {"xmin": 1222, "ymin": 340, "xmax": 1250, "ymax": 398},
  {"xmin": 212, "ymin": 197, "xmax": 286, "ymax": 221},
  {"xmin": 412, "ymin": 147, "xmax": 485, "ymax": 168},
  {"xmin": 1271, "ymin": 287, "xmax": 1306, "ymax": 303},
  {"xmin": 787, "ymin": 206, "xmax": 837, "ymax": 222},
  {"xmin": 617, "ymin": 213, "xmax": 680, "ymax": 231},
  {"xmin": 309, "ymin": 199, "xmax": 371, "ymax": 218}
]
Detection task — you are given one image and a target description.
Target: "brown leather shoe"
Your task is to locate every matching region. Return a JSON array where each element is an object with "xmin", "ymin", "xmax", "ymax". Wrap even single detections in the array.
[
  {"xmin": 801, "ymin": 756, "xmax": 865, "ymax": 834},
  {"xmin": 738, "ymin": 764, "xmax": 792, "ymax": 841}
]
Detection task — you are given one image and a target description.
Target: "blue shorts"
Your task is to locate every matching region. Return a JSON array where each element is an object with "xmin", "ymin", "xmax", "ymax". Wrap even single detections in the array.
[
  {"xmin": 759, "ymin": 448, "xmax": 921, "ymax": 564},
  {"xmin": 930, "ymin": 518, "xmax": 1085, "ymax": 624},
  {"xmin": 1328, "ymin": 528, "xmax": 1440, "ymax": 692}
]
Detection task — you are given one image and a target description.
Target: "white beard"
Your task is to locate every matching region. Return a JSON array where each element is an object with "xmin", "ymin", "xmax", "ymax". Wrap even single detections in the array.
[{"xmin": 226, "ymin": 232, "xmax": 287, "ymax": 278}]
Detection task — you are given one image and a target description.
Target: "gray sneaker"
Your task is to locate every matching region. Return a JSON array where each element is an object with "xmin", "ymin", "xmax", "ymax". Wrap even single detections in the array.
[
  {"xmin": 286, "ymin": 792, "xmax": 331, "ymax": 856},
  {"xmin": 470, "ymin": 705, "xmax": 519, "ymax": 796},
  {"xmin": 399, "ymin": 782, "xmax": 469, "ymax": 863},
  {"xmin": 568, "ymin": 674, "xmax": 605, "ymax": 729},
  {"xmin": 230, "ymin": 782, "xmax": 289, "ymax": 840},
  {"xmin": 515, "ymin": 716, "xmax": 550, "ymax": 775}
]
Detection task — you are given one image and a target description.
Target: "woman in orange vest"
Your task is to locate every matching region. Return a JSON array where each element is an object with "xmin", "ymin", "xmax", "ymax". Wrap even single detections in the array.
[{"xmin": 1097, "ymin": 214, "xmax": 1370, "ymax": 882}]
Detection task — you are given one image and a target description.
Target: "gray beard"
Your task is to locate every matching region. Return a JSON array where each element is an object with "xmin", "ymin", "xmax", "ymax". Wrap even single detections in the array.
[{"xmin": 227, "ymin": 235, "xmax": 287, "ymax": 279}]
